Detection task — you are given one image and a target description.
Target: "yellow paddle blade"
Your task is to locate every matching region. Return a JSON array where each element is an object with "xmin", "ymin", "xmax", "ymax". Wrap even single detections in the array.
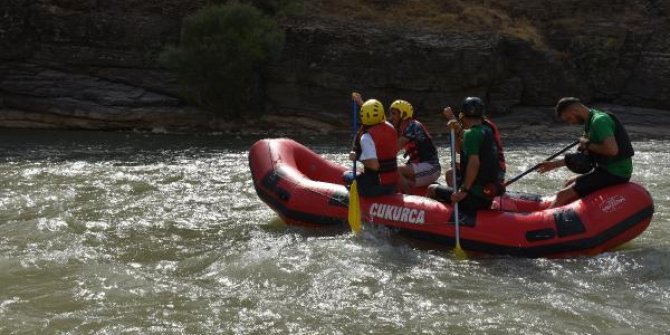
[
  {"xmin": 453, "ymin": 242, "xmax": 468, "ymax": 260},
  {"xmin": 347, "ymin": 181, "xmax": 362, "ymax": 234}
]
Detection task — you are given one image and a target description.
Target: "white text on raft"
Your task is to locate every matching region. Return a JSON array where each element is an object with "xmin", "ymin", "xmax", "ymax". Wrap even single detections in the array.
[{"xmin": 369, "ymin": 203, "xmax": 425, "ymax": 224}]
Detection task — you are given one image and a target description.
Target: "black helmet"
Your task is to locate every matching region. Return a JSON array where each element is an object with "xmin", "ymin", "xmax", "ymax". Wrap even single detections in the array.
[
  {"xmin": 565, "ymin": 152, "xmax": 594, "ymax": 174},
  {"xmin": 460, "ymin": 97, "xmax": 485, "ymax": 118}
]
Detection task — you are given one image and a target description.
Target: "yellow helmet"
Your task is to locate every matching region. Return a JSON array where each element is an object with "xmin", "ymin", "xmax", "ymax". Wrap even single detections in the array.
[
  {"xmin": 360, "ymin": 99, "xmax": 385, "ymax": 125},
  {"xmin": 390, "ymin": 99, "xmax": 413, "ymax": 119}
]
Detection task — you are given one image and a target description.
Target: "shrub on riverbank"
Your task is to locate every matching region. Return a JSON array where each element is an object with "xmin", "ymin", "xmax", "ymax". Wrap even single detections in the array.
[{"xmin": 160, "ymin": 2, "xmax": 285, "ymax": 117}]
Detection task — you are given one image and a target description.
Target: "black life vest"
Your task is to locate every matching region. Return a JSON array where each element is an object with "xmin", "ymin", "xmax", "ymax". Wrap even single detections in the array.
[
  {"xmin": 585, "ymin": 110, "xmax": 634, "ymax": 166},
  {"xmin": 461, "ymin": 125, "xmax": 502, "ymax": 194},
  {"xmin": 483, "ymin": 118, "xmax": 506, "ymax": 177}
]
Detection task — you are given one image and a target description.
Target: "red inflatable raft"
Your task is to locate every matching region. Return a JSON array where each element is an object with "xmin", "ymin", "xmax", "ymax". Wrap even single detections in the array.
[{"xmin": 249, "ymin": 138, "xmax": 654, "ymax": 257}]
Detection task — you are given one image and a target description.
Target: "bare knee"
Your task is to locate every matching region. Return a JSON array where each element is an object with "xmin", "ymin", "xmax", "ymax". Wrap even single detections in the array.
[
  {"xmin": 552, "ymin": 188, "xmax": 579, "ymax": 208},
  {"xmin": 399, "ymin": 164, "xmax": 414, "ymax": 179},
  {"xmin": 398, "ymin": 174, "xmax": 412, "ymax": 193}
]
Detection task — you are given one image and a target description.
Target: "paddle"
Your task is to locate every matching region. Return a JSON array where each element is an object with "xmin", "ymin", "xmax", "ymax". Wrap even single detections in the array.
[
  {"xmin": 449, "ymin": 123, "xmax": 467, "ymax": 259},
  {"xmin": 347, "ymin": 99, "xmax": 362, "ymax": 234},
  {"xmin": 503, "ymin": 140, "xmax": 579, "ymax": 187}
]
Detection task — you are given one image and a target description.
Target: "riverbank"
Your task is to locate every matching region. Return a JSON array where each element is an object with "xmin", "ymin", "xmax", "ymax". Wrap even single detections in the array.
[
  {"xmin": 487, "ymin": 104, "xmax": 670, "ymax": 142},
  {"xmin": 3, "ymin": 102, "xmax": 667, "ymax": 142},
  {"xmin": 241, "ymin": 103, "xmax": 670, "ymax": 142}
]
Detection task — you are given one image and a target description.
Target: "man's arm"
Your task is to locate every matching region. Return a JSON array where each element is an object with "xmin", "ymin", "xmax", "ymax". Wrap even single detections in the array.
[
  {"xmin": 451, "ymin": 155, "xmax": 478, "ymax": 202},
  {"xmin": 362, "ymin": 158, "xmax": 380, "ymax": 171},
  {"xmin": 582, "ymin": 114, "xmax": 619, "ymax": 156},
  {"xmin": 537, "ymin": 159, "xmax": 566, "ymax": 173},
  {"xmin": 350, "ymin": 150, "xmax": 380, "ymax": 171},
  {"xmin": 397, "ymin": 136, "xmax": 410, "ymax": 151},
  {"xmin": 358, "ymin": 133, "xmax": 380, "ymax": 170},
  {"xmin": 352, "ymin": 92, "xmax": 364, "ymax": 107},
  {"xmin": 445, "ymin": 119, "xmax": 463, "ymax": 152},
  {"xmin": 461, "ymin": 155, "xmax": 479, "ymax": 191},
  {"xmin": 583, "ymin": 136, "xmax": 619, "ymax": 156}
]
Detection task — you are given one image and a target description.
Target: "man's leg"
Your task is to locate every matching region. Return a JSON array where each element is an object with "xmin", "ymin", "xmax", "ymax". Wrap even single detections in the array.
[
  {"xmin": 427, "ymin": 184, "xmax": 454, "ymax": 202},
  {"xmin": 356, "ymin": 172, "xmax": 396, "ymax": 197},
  {"xmin": 550, "ymin": 186, "xmax": 580, "ymax": 208},
  {"xmin": 412, "ymin": 162, "xmax": 441, "ymax": 187},
  {"xmin": 398, "ymin": 164, "xmax": 415, "ymax": 194},
  {"xmin": 550, "ymin": 168, "xmax": 629, "ymax": 208},
  {"xmin": 444, "ymin": 166, "xmax": 461, "ymax": 188}
]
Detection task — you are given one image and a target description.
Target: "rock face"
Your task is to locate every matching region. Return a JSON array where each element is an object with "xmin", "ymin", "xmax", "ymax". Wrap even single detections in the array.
[
  {"xmin": 0, "ymin": 62, "xmax": 214, "ymax": 130},
  {"xmin": 1, "ymin": 0, "xmax": 669, "ymax": 130},
  {"xmin": 0, "ymin": 0, "xmax": 215, "ymax": 130}
]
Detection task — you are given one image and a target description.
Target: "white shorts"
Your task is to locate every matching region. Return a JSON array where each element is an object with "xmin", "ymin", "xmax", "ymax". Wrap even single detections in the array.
[{"xmin": 411, "ymin": 162, "xmax": 441, "ymax": 187}]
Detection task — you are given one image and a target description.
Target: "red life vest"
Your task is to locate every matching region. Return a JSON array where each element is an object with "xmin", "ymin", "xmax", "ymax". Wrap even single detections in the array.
[
  {"xmin": 483, "ymin": 118, "xmax": 506, "ymax": 175},
  {"xmin": 399, "ymin": 119, "xmax": 439, "ymax": 164},
  {"xmin": 366, "ymin": 121, "xmax": 399, "ymax": 186}
]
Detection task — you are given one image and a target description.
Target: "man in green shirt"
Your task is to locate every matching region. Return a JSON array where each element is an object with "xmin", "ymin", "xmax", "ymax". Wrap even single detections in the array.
[
  {"xmin": 428, "ymin": 97, "xmax": 503, "ymax": 211},
  {"xmin": 538, "ymin": 97, "xmax": 634, "ymax": 207}
]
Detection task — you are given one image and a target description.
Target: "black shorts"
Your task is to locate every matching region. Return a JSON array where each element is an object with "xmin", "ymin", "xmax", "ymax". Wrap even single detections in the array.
[
  {"xmin": 356, "ymin": 171, "xmax": 395, "ymax": 197},
  {"xmin": 433, "ymin": 185, "xmax": 492, "ymax": 211},
  {"xmin": 573, "ymin": 167, "xmax": 630, "ymax": 197}
]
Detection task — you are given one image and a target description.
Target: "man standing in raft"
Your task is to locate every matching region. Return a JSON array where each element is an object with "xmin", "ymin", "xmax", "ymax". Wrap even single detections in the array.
[
  {"xmin": 427, "ymin": 97, "xmax": 504, "ymax": 211},
  {"xmin": 349, "ymin": 97, "xmax": 399, "ymax": 197},
  {"xmin": 537, "ymin": 97, "xmax": 634, "ymax": 208},
  {"xmin": 352, "ymin": 94, "xmax": 440, "ymax": 193}
]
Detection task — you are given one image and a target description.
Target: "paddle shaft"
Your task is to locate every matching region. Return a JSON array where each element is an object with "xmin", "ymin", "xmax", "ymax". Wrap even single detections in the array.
[
  {"xmin": 352, "ymin": 100, "xmax": 358, "ymax": 173},
  {"xmin": 503, "ymin": 140, "xmax": 580, "ymax": 187},
  {"xmin": 450, "ymin": 127, "xmax": 461, "ymax": 247},
  {"xmin": 351, "ymin": 100, "xmax": 358, "ymax": 172},
  {"xmin": 347, "ymin": 99, "xmax": 362, "ymax": 234}
]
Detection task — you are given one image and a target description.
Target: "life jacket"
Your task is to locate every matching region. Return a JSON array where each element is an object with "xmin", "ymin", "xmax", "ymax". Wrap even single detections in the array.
[
  {"xmin": 461, "ymin": 124, "xmax": 503, "ymax": 197},
  {"xmin": 483, "ymin": 118, "xmax": 506, "ymax": 178},
  {"xmin": 353, "ymin": 121, "xmax": 398, "ymax": 187},
  {"xmin": 585, "ymin": 110, "xmax": 634, "ymax": 166},
  {"xmin": 399, "ymin": 119, "xmax": 439, "ymax": 164}
]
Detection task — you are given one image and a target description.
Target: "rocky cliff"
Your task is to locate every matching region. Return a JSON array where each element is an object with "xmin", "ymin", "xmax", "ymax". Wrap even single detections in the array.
[{"xmin": 1, "ymin": 0, "xmax": 669, "ymax": 131}]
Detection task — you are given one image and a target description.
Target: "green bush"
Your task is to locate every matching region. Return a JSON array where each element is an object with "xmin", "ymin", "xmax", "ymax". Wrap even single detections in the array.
[{"xmin": 160, "ymin": 2, "xmax": 285, "ymax": 117}]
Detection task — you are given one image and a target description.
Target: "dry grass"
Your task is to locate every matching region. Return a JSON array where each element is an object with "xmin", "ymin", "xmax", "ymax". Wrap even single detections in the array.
[
  {"xmin": 305, "ymin": 0, "xmax": 468, "ymax": 29},
  {"xmin": 301, "ymin": 0, "xmax": 546, "ymax": 47},
  {"xmin": 298, "ymin": 0, "xmax": 652, "ymax": 50}
]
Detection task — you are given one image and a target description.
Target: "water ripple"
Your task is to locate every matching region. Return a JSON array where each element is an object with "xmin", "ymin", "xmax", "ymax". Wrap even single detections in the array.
[{"xmin": 0, "ymin": 131, "xmax": 668, "ymax": 334}]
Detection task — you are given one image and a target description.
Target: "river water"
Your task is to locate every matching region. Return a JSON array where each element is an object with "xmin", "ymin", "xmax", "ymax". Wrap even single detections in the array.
[{"xmin": 0, "ymin": 129, "xmax": 668, "ymax": 334}]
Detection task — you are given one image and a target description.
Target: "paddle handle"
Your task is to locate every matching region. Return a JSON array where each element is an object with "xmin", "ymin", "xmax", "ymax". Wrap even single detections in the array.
[
  {"xmin": 503, "ymin": 140, "xmax": 579, "ymax": 187},
  {"xmin": 450, "ymin": 127, "xmax": 461, "ymax": 246}
]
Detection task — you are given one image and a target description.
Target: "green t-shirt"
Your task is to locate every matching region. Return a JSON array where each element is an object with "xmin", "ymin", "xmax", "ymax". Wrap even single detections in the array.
[
  {"xmin": 585, "ymin": 109, "xmax": 633, "ymax": 178},
  {"xmin": 462, "ymin": 125, "xmax": 485, "ymax": 197}
]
